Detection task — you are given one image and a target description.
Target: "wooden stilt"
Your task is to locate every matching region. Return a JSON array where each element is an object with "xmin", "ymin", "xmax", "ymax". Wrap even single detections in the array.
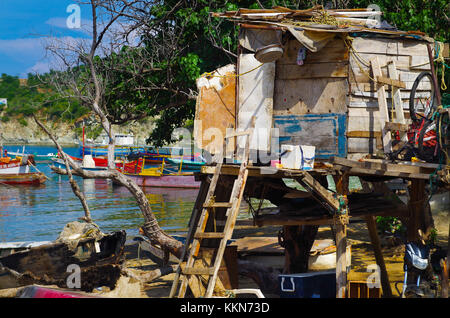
[
  {"xmin": 366, "ymin": 215, "xmax": 392, "ymax": 298},
  {"xmin": 333, "ymin": 173, "xmax": 349, "ymax": 298},
  {"xmin": 406, "ymin": 179, "xmax": 426, "ymax": 242}
]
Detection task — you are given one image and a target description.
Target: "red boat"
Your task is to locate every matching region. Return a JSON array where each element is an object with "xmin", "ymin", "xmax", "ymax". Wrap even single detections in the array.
[{"xmin": 55, "ymin": 153, "xmax": 142, "ymax": 173}]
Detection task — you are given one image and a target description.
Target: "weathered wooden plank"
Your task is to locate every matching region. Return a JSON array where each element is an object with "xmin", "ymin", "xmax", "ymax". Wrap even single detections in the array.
[
  {"xmin": 274, "ymin": 113, "xmax": 347, "ymax": 159},
  {"xmin": 351, "ymin": 37, "xmax": 429, "ymax": 56},
  {"xmin": 376, "ymin": 75, "xmax": 406, "ymax": 88},
  {"xmin": 371, "ymin": 57, "xmax": 392, "ymax": 154},
  {"xmin": 331, "ymin": 156, "xmax": 435, "ymax": 179},
  {"xmin": 278, "ymin": 38, "xmax": 348, "ymax": 64},
  {"xmin": 350, "ymin": 79, "xmax": 432, "ymax": 92},
  {"xmin": 350, "ymin": 90, "xmax": 431, "ymax": 100},
  {"xmin": 295, "ymin": 172, "xmax": 340, "ymax": 212},
  {"xmin": 350, "ymin": 65, "xmax": 427, "ymax": 84},
  {"xmin": 348, "ymin": 98, "xmax": 410, "ymax": 111},
  {"xmin": 273, "ymin": 78, "xmax": 348, "ymax": 115},
  {"xmin": 349, "ymin": 52, "xmax": 430, "ymax": 71},
  {"xmin": 347, "ymin": 137, "xmax": 380, "ymax": 153},
  {"xmin": 238, "ymin": 54, "xmax": 274, "ymax": 152},
  {"xmin": 387, "ymin": 61, "xmax": 408, "ymax": 142},
  {"xmin": 347, "ymin": 107, "xmax": 412, "ymax": 135},
  {"xmin": 276, "ymin": 62, "xmax": 349, "ymax": 79}
]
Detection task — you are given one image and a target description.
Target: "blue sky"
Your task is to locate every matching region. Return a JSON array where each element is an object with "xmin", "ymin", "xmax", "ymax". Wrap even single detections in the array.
[{"xmin": 0, "ymin": 0, "xmax": 92, "ymax": 77}]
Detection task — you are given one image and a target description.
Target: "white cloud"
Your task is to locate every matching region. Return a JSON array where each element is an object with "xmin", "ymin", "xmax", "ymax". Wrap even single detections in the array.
[{"xmin": 26, "ymin": 61, "xmax": 51, "ymax": 76}]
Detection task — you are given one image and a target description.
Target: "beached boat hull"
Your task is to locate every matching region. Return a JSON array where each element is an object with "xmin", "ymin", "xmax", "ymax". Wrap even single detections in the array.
[
  {"xmin": 0, "ymin": 231, "xmax": 126, "ymax": 291},
  {"xmin": 0, "ymin": 172, "xmax": 46, "ymax": 185},
  {"xmin": 123, "ymin": 173, "xmax": 200, "ymax": 188}
]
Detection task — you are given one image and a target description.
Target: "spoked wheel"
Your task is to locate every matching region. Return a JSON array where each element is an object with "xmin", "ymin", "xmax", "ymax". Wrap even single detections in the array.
[{"xmin": 409, "ymin": 72, "xmax": 437, "ymax": 123}]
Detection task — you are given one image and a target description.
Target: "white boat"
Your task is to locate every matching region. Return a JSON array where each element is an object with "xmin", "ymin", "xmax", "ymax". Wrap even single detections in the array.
[{"xmin": 0, "ymin": 159, "xmax": 31, "ymax": 174}]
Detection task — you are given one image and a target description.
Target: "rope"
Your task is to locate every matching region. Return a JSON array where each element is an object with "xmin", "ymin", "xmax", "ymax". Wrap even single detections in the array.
[
  {"xmin": 344, "ymin": 36, "xmax": 377, "ymax": 82},
  {"xmin": 201, "ymin": 63, "xmax": 264, "ymax": 79},
  {"xmin": 434, "ymin": 42, "xmax": 447, "ymax": 91},
  {"xmin": 345, "ymin": 36, "xmax": 447, "ymax": 90},
  {"xmin": 142, "ymin": 219, "xmax": 161, "ymax": 235}
]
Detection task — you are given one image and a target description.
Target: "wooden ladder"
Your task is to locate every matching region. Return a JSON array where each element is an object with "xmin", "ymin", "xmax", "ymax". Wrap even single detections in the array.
[
  {"xmin": 169, "ymin": 126, "xmax": 253, "ymax": 298},
  {"xmin": 371, "ymin": 57, "xmax": 408, "ymax": 154}
]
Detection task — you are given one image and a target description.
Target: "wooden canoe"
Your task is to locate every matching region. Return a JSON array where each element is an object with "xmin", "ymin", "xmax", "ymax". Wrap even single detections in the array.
[{"xmin": 0, "ymin": 172, "xmax": 46, "ymax": 185}]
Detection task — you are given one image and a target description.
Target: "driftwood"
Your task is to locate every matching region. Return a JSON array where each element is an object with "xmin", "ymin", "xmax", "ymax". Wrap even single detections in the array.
[{"xmin": 122, "ymin": 265, "xmax": 178, "ymax": 284}]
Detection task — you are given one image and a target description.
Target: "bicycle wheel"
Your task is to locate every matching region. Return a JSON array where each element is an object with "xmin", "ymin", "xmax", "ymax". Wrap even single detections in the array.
[{"xmin": 409, "ymin": 72, "xmax": 437, "ymax": 123}]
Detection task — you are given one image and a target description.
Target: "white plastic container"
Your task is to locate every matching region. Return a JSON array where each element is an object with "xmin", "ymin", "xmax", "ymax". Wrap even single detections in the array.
[
  {"xmin": 82, "ymin": 155, "xmax": 96, "ymax": 168},
  {"xmin": 280, "ymin": 145, "xmax": 301, "ymax": 169},
  {"xmin": 300, "ymin": 145, "xmax": 316, "ymax": 170}
]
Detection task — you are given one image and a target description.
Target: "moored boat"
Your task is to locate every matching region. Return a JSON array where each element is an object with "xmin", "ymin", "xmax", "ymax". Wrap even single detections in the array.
[
  {"xmin": 117, "ymin": 160, "xmax": 200, "ymax": 188},
  {"xmin": 0, "ymin": 154, "xmax": 46, "ymax": 185},
  {"xmin": 0, "ymin": 172, "xmax": 47, "ymax": 185},
  {"xmin": 123, "ymin": 172, "xmax": 200, "ymax": 188}
]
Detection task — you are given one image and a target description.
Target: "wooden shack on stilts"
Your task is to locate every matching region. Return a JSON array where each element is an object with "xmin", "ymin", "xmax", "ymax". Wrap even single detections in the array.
[{"xmin": 170, "ymin": 6, "xmax": 450, "ymax": 298}]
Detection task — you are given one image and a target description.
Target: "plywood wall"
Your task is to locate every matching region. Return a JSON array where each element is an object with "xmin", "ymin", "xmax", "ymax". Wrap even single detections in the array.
[{"xmin": 273, "ymin": 37, "xmax": 349, "ymax": 116}]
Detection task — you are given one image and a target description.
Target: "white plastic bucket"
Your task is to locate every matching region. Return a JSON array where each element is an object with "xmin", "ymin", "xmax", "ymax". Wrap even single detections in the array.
[
  {"xmin": 300, "ymin": 145, "xmax": 315, "ymax": 170},
  {"xmin": 280, "ymin": 145, "xmax": 301, "ymax": 169}
]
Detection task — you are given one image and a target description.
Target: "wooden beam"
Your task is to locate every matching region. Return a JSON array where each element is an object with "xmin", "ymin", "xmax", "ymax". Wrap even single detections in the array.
[
  {"xmin": 376, "ymin": 75, "xmax": 406, "ymax": 88},
  {"xmin": 366, "ymin": 215, "xmax": 393, "ymax": 298},
  {"xmin": 201, "ymin": 164, "xmax": 332, "ymax": 179},
  {"xmin": 384, "ymin": 122, "xmax": 408, "ymax": 132},
  {"xmin": 294, "ymin": 171, "xmax": 340, "ymax": 213},
  {"xmin": 371, "ymin": 57, "xmax": 393, "ymax": 154},
  {"xmin": 253, "ymin": 205, "xmax": 409, "ymax": 227},
  {"xmin": 330, "ymin": 156, "xmax": 434, "ymax": 180}
]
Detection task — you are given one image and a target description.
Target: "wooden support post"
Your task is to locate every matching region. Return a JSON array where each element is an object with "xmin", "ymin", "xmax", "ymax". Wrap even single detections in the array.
[
  {"xmin": 406, "ymin": 179, "xmax": 426, "ymax": 242},
  {"xmin": 366, "ymin": 215, "xmax": 393, "ymax": 298},
  {"xmin": 333, "ymin": 173, "xmax": 349, "ymax": 298}
]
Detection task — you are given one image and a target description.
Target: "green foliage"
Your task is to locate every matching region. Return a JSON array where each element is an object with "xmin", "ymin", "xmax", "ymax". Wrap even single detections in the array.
[
  {"xmin": 0, "ymin": 73, "xmax": 89, "ymax": 123},
  {"xmin": 376, "ymin": 216, "xmax": 405, "ymax": 235}
]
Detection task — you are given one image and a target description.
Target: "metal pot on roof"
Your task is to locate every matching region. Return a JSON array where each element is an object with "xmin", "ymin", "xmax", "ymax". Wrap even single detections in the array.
[{"xmin": 254, "ymin": 44, "xmax": 284, "ymax": 63}]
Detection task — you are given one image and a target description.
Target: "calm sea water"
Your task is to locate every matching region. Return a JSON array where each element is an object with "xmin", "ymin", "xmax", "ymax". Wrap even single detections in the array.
[{"xmin": 0, "ymin": 145, "xmax": 197, "ymax": 242}]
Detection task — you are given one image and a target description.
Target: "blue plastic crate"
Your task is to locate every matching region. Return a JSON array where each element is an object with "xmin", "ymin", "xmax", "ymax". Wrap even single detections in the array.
[{"xmin": 279, "ymin": 270, "xmax": 336, "ymax": 298}]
